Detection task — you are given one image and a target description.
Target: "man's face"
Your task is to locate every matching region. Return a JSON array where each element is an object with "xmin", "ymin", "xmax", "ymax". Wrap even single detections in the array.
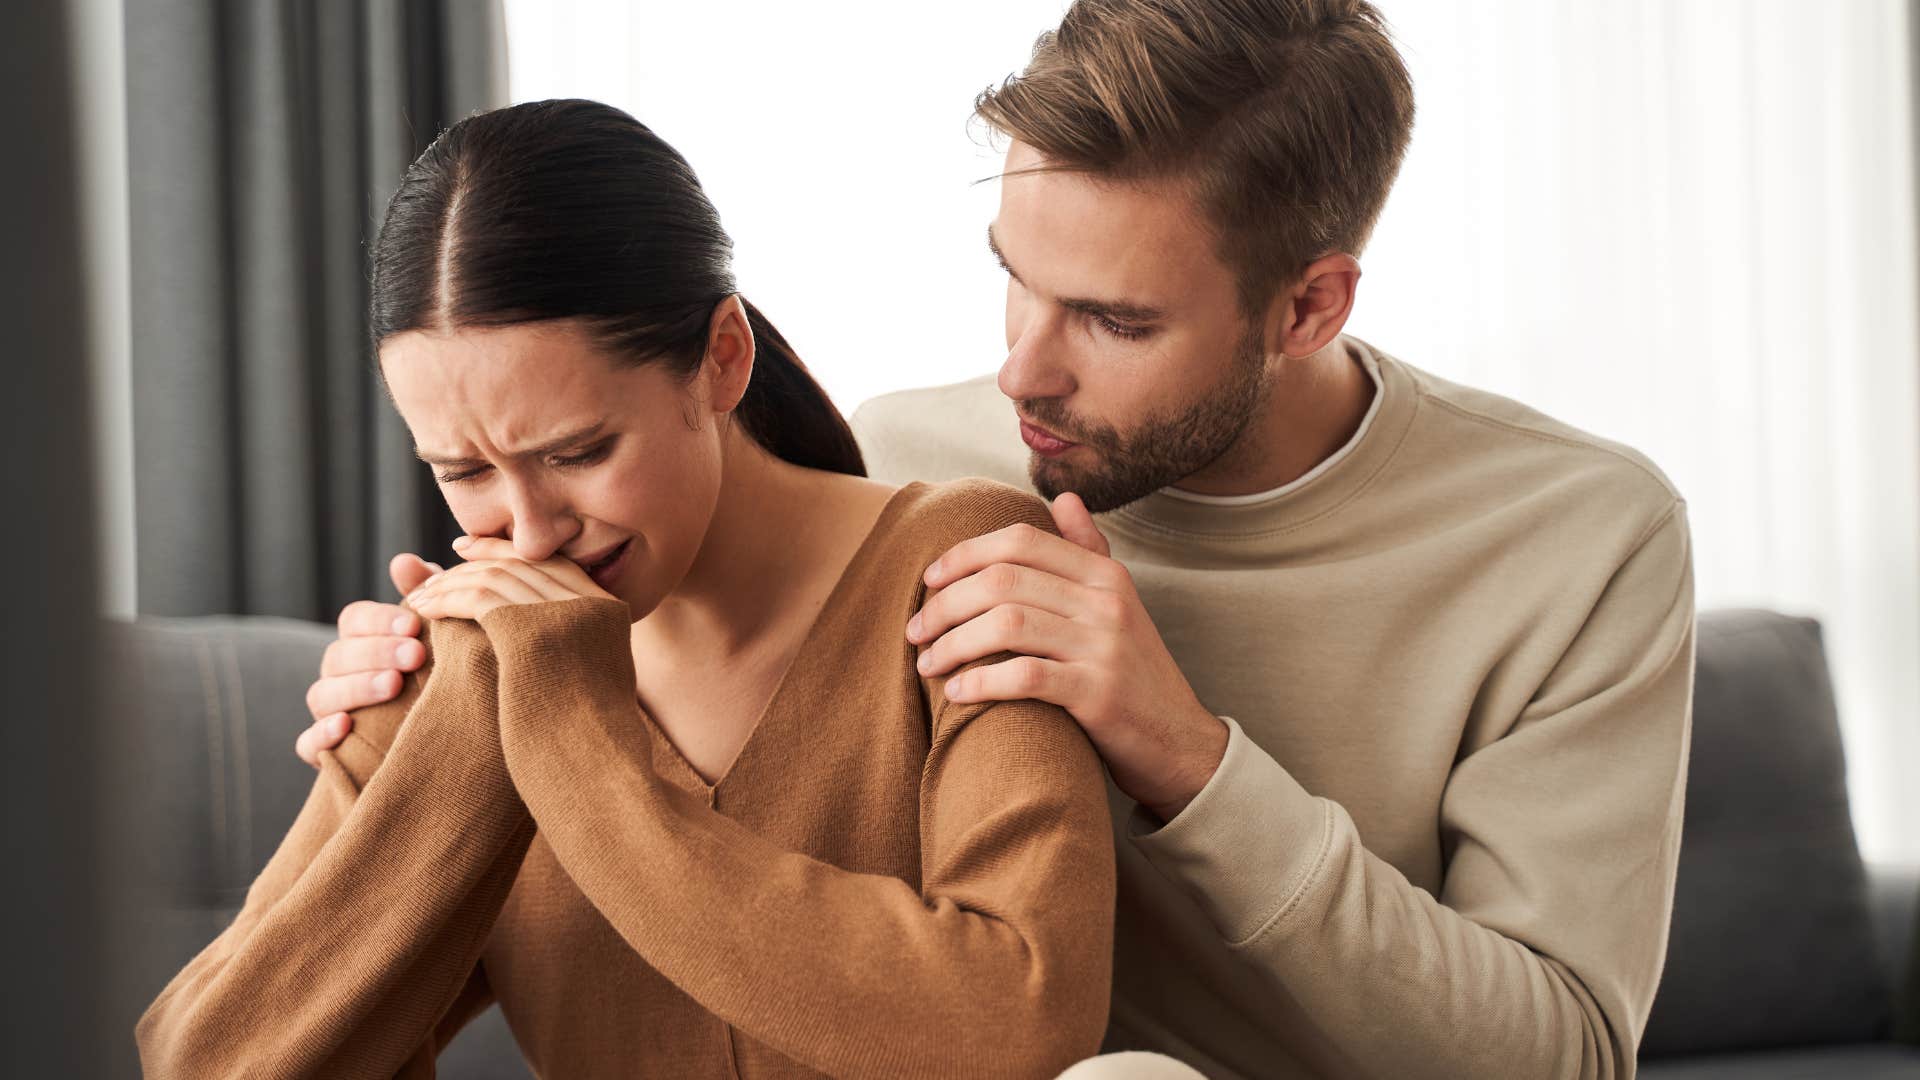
[{"xmin": 992, "ymin": 141, "xmax": 1268, "ymax": 512}]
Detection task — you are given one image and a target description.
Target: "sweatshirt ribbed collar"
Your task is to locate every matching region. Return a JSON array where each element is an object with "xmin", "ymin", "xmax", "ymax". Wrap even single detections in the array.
[{"xmin": 1102, "ymin": 337, "xmax": 1419, "ymax": 544}]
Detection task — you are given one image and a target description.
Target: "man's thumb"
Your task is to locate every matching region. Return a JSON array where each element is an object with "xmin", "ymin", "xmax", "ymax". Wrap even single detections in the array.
[
  {"xmin": 389, "ymin": 552, "xmax": 441, "ymax": 598},
  {"xmin": 1051, "ymin": 492, "xmax": 1110, "ymax": 557}
]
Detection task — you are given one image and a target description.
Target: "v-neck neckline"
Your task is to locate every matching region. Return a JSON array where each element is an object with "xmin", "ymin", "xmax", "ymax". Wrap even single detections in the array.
[{"xmin": 638, "ymin": 481, "xmax": 925, "ymax": 793}]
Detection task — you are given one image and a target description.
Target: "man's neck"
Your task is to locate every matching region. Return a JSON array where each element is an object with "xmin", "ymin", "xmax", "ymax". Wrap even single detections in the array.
[{"xmin": 1170, "ymin": 337, "xmax": 1375, "ymax": 498}]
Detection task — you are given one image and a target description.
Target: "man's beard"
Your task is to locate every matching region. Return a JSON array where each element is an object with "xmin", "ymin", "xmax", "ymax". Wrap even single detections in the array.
[{"xmin": 1021, "ymin": 327, "xmax": 1268, "ymax": 514}]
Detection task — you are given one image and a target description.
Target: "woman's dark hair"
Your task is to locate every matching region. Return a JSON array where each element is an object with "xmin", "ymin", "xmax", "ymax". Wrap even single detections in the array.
[{"xmin": 369, "ymin": 98, "xmax": 864, "ymax": 477}]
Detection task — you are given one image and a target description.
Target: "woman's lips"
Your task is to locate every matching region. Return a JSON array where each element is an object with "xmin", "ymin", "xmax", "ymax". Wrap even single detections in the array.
[
  {"xmin": 1019, "ymin": 419, "xmax": 1078, "ymax": 458},
  {"xmin": 582, "ymin": 538, "xmax": 632, "ymax": 591}
]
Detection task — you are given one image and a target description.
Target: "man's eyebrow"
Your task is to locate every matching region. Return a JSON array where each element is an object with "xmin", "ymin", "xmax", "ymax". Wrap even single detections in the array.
[
  {"xmin": 986, "ymin": 224, "xmax": 1167, "ymax": 324},
  {"xmin": 414, "ymin": 421, "xmax": 607, "ymax": 468}
]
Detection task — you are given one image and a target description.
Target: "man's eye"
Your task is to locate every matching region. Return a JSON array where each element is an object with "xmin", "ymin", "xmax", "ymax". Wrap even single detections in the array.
[
  {"xmin": 434, "ymin": 465, "xmax": 488, "ymax": 484},
  {"xmin": 1095, "ymin": 315, "xmax": 1151, "ymax": 341}
]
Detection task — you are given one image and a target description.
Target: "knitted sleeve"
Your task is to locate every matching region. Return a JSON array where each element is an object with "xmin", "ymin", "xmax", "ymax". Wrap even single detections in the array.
[{"xmin": 135, "ymin": 615, "xmax": 534, "ymax": 1078}]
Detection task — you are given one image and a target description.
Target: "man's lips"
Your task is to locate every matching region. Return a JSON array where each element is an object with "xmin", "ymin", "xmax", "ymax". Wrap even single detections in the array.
[{"xmin": 1019, "ymin": 419, "xmax": 1079, "ymax": 457}]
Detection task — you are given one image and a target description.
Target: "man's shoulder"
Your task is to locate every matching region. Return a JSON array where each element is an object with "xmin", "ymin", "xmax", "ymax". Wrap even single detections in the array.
[
  {"xmin": 1391, "ymin": 353, "xmax": 1685, "ymax": 525},
  {"xmin": 850, "ymin": 375, "xmax": 1032, "ymax": 491}
]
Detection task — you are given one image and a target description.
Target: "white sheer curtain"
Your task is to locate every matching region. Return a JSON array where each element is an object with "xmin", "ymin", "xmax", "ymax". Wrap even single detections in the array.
[
  {"xmin": 505, "ymin": 0, "xmax": 1920, "ymax": 862},
  {"xmin": 1352, "ymin": 0, "xmax": 1920, "ymax": 863}
]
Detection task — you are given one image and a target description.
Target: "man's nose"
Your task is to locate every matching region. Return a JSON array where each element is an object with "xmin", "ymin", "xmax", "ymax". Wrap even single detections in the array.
[{"xmin": 998, "ymin": 319, "xmax": 1075, "ymax": 403}]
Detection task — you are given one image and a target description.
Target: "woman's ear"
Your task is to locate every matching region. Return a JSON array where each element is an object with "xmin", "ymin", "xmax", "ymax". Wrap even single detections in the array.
[{"xmin": 700, "ymin": 295, "xmax": 756, "ymax": 415}]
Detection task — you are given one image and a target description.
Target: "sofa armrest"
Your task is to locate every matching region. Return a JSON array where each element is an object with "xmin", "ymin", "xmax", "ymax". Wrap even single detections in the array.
[{"xmin": 1869, "ymin": 860, "xmax": 1918, "ymax": 1041}]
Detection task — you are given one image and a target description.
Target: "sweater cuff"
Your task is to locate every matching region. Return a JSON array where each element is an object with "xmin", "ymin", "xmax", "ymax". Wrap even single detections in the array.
[
  {"xmin": 1127, "ymin": 716, "xmax": 1331, "ymax": 946},
  {"xmin": 476, "ymin": 596, "xmax": 636, "ymax": 719}
]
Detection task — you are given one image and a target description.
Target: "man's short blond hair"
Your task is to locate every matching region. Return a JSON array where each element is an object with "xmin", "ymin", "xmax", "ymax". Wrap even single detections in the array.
[{"xmin": 975, "ymin": 0, "xmax": 1416, "ymax": 315}]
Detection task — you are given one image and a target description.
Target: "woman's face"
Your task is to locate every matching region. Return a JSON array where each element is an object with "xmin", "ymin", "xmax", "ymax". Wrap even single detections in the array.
[{"xmin": 378, "ymin": 319, "xmax": 730, "ymax": 620}]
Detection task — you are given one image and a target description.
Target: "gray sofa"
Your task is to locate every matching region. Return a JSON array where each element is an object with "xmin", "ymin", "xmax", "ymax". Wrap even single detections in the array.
[{"xmin": 108, "ymin": 609, "xmax": 1917, "ymax": 1077}]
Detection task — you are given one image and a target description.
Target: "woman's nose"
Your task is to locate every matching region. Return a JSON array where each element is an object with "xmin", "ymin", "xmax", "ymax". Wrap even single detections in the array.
[{"xmin": 504, "ymin": 488, "xmax": 580, "ymax": 563}]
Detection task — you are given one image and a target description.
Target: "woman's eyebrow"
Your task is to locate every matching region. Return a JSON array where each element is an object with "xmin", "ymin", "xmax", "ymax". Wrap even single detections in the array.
[{"xmin": 413, "ymin": 421, "xmax": 607, "ymax": 468}]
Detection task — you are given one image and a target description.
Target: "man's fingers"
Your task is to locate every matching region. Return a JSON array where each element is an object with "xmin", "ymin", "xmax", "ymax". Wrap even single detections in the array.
[
  {"xmin": 388, "ymin": 552, "xmax": 442, "ymax": 599},
  {"xmin": 908, "ymin": 562, "xmax": 1081, "ymax": 645},
  {"xmin": 338, "ymin": 599, "xmax": 423, "ymax": 640},
  {"xmin": 1050, "ymin": 492, "xmax": 1111, "ymax": 557},
  {"xmin": 915, "ymin": 604, "xmax": 1084, "ymax": 678},
  {"xmin": 304, "ymin": 669, "xmax": 403, "ymax": 722},
  {"xmin": 319, "ymin": 634, "xmax": 424, "ymax": 678},
  {"xmin": 294, "ymin": 712, "xmax": 353, "ymax": 769},
  {"xmin": 924, "ymin": 522, "xmax": 1110, "ymax": 591},
  {"xmin": 942, "ymin": 654, "xmax": 1080, "ymax": 709}
]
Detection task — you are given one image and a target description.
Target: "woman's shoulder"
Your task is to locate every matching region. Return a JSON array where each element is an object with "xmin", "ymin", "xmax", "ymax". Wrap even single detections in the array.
[{"xmin": 883, "ymin": 477, "xmax": 1059, "ymax": 557}]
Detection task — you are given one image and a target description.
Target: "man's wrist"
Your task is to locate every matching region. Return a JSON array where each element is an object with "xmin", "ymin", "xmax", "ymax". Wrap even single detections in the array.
[{"xmin": 1143, "ymin": 709, "xmax": 1231, "ymax": 824}]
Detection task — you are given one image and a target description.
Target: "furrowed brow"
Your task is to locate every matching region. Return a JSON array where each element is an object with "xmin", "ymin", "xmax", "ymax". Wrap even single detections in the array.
[{"xmin": 414, "ymin": 421, "xmax": 607, "ymax": 468}]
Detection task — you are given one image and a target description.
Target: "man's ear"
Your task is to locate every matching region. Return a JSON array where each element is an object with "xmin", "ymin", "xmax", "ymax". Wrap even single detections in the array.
[
  {"xmin": 700, "ymin": 295, "xmax": 756, "ymax": 414},
  {"xmin": 1262, "ymin": 252, "xmax": 1361, "ymax": 360}
]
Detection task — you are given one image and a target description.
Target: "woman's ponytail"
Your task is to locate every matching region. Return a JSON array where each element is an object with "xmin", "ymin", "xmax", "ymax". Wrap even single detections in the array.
[{"xmin": 734, "ymin": 298, "xmax": 865, "ymax": 477}]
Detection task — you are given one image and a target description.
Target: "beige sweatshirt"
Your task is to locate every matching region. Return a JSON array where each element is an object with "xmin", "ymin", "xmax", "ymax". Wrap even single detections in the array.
[
  {"xmin": 136, "ymin": 479, "xmax": 1117, "ymax": 1079},
  {"xmin": 851, "ymin": 336, "xmax": 1695, "ymax": 1079}
]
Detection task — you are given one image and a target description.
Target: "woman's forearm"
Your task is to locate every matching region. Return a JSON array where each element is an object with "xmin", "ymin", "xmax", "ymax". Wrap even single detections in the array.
[{"xmin": 136, "ymin": 617, "xmax": 533, "ymax": 1079}]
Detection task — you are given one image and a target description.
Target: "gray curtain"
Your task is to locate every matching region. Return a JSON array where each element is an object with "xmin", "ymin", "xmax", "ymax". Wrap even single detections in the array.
[
  {"xmin": 3, "ymin": 2, "xmax": 109, "ymax": 1073},
  {"xmin": 126, "ymin": 0, "xmax": 507, "ymax": 620}
]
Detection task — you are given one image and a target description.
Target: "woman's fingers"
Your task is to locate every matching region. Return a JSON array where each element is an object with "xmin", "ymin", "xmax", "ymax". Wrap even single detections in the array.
[
  {"xmin": 452, "ymin": 536, "xmax": 612, "ymax": 598},
  {"xmin": 304, "ymin": 669, "xmax": 404, "ymax": 722},
  {"xmin": 294, "ymin": 712, "xmax": 353, "ymax": 769},
  {"xmin": 450, "ymin": 556, "xmax": 581, "ymax": 602}
]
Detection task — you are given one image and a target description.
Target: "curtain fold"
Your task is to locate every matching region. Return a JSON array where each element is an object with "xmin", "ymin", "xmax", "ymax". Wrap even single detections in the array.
[{"xmin": 127, "ymin": 0, "xmax": 506, "ymax": 621}]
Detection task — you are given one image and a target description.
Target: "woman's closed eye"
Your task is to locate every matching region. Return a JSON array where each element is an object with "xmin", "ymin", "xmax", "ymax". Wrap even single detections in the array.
[
  {"xmin": 550, "ymin": 440, "xmax": 613, "ymax": 469},
  {"xmin": 433, "ymin": 439, "xmax": 615, "ymax": 484}
]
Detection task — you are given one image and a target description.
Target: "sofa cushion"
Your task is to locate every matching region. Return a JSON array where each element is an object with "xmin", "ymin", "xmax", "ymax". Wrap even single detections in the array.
[
  {"xmin": 1640, "ymin": 1043, "xmax": 1920, "ymax": 1079},
  {"xmin": 1640, "ymin": 610, "xmax": 1891, "ymax": 1056},
  {"xmin": 106, "ymin": 615, "xmax": 531, "ymax": 1078}
]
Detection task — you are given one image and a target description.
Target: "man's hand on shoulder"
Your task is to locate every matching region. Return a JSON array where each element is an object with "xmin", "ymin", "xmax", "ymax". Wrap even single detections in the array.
[
  {"xmin": 908, "ymin": 493, "xmax": 1228, "ymax": 823},
  {"xmin": 293, "ymin": 552, "xmax": 438, "ymax": 767}
]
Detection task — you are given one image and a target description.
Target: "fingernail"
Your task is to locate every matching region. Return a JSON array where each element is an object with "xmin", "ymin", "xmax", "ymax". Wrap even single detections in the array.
[
  {"xmin": 451, "ymin": 535, "xmax": 472, "ymax": 550},
  {"xmin": 906, "ymin": 613, "xmax": 923, "ymax": 639},
  {"xmin": 391, "ymin": 614, "xmax": 413, "ymax": 634},
  {"xmin": 917, "ymin": 652, "xmax": 932, "ymax": 673},
  {"xmin": 396, "ymin": 639, "xmax": 423, "ymax": 667},
  {"xmin": 376, "ymin": 670, "xmax": 400, "ymax": 696},
  {"xmin": 945, "ymin": 678, "xmax": 962, "ymax": 698},
  {"xmin": 326, "ymin": 714, "xmax": 345, "ymax": 737},
  {"xmin": 925, "ymin": 562, "xmax": 942, "ymax": 585}
]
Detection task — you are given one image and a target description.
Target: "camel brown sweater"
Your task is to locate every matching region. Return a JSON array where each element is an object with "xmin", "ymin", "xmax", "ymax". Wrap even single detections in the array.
[{"xmin": 136, "ymin": 479, "xmax": 1117, "ymax": 1079}]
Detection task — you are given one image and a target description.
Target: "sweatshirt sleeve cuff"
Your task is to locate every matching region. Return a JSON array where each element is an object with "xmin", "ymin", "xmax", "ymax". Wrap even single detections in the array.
[{"xmin": 1126, "ymin": 716, "xmax": 1332, "ymax": 946}]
